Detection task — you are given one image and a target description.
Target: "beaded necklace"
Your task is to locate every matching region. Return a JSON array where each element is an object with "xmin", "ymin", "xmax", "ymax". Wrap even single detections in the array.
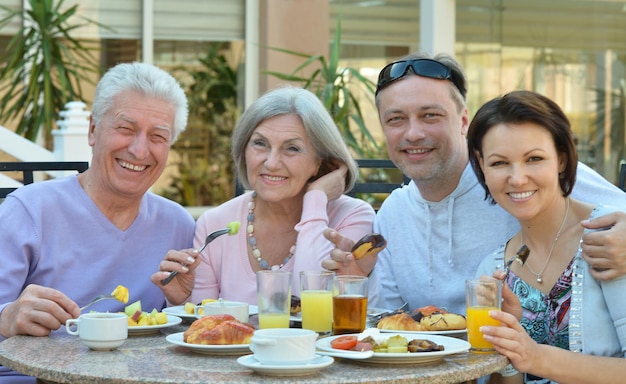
[{"xmin": 247, "ymin": 192, "xmax": 295, "ymax": 270}]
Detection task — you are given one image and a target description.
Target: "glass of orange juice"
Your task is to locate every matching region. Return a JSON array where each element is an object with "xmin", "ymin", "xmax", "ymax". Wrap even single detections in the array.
[
  {"xmin": 257, "ymin": 271, "xmax": 291, "ymax": 329},
  {"xmin": 465, "ymin": 279, "xmax": 502, "ymax": 352},
  {"xmin": 332, "ymin": 275, "xmax": 368, "ymax": 335},
  {"xmin": 300, "ymin": 270, "xmax": 334, "ymax": 335}
]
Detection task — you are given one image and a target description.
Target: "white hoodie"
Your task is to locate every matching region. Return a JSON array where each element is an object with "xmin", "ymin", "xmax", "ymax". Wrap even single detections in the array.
[{"xmin": 370, "ymin": 162, "xmax": 626, "ymax": 314}]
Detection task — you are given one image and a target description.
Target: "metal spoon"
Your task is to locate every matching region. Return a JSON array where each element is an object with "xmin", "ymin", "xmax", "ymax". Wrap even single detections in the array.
[
  {"xmin": 160, "ymin": 224, "xmax": 239, "ymax": 286},
  {"xmin": 503, "ymin": 244, "xmax": 530, "ymax": 281},
  {"xmin": 316, "ymin": 350, "xmax": 374, "ymax": 359}
]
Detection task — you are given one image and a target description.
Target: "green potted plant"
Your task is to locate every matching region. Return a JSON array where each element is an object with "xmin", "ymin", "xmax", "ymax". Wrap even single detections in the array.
[
  {"xmin": 264, "ymin": 19, "xmax": 383, "ymax": 159},
  {"xmin": 162, "ymin": 43, "xmax": 240, "ymax": 206},
  {"xmin": 0, "ymin": 0, "xmax": 106, "ymax": 147}
]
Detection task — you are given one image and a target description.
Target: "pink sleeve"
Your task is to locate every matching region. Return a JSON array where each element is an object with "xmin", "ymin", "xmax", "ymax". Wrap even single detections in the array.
[{"xmin": 291, "ymin": 191, "xmax": 375, "ymax": 295}]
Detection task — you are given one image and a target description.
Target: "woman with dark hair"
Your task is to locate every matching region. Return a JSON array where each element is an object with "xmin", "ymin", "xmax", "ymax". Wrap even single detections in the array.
[{"xmin": 468, "ymin": 90, "xmax": 626, "ymax": 383}]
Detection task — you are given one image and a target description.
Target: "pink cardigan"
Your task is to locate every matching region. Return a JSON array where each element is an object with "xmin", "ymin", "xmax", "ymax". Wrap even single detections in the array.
[{"xmin": 189, "ymin": 190, "xmax": 375, "ymax": 304}]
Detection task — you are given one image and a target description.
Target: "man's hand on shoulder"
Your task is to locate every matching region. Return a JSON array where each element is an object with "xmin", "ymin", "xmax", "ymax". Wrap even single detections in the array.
[{"xmin": 581, "ymin": 211, "xmax": 626, "ymax": 280}]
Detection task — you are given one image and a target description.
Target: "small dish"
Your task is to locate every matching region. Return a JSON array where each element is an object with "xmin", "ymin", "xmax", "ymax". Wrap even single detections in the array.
[
  {"xmin": 127, "ymin": 315, "xmax": 182, "ymax": 336},
  {"xmin": 236, "ymin": 354, "xmax": 333, "ymax": 376},
  {"xmin": 165, "ymin": 332, "xmax": 251, "ymax": 355},
  {"xmin": 316, "ymin": 333, "xmax": 469, "ymax": 365}
]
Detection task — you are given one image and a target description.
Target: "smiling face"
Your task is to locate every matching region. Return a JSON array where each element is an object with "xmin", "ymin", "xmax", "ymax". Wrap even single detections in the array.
[
  {"xmin": 377, "ymin": 75, "xmax": 469, "ymax": 200},
  {"xmin": 87, "ymin": 90, "xmax": 175, "ymax": 201},
  {"xmin": 245, "ymin": 114, "xmax": 322, "ymax": 203},
  {"xmin": 478, "ymin": 122, "xmax": 566, "ymax": 221}
]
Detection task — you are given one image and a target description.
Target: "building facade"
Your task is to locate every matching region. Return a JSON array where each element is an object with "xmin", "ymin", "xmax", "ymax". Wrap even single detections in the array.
[{"xmin": 0, "ymin": 0, "xmax": 624, "ymax": 183}]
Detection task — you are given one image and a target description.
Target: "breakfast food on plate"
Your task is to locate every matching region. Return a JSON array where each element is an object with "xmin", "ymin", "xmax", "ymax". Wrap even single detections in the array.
[
  {"xmin": 376, "ymin": 305, "xmax": 466, "ymax": 331},
  {"xmin": 290, "ymin": 295, "xmax": 301, "ymax": 315},
  {"xmin": 183, "ymin": 299, "xmax": 218, "ymax": 315},
  {"xmin": 184, "ymin": 302, "xmax": 196, "ymax": 315},
  {"xmin": 408, "ymin": 338, "xmax": 445, "ymax": 352},
  {"xmin": 351, "ymin": 233, "xmax": 387, "ymax": 260},
  {"xmin": 419, "ymin": 312, "xmax": 466, "ymax": 331},
  {"xmin": 330, "ymin": 329, "xmax": 445, "ymax": 354},
  {"xmin": 377, "ymin": 312, "xmax": 424, "ymax": 331},
  {"xmin": 123, "ymin": 300, "xmax": 168, "ymax": 326},
  {"xmin": 184, "ymin": 314, "xmax": 254, "ymax": 345}
]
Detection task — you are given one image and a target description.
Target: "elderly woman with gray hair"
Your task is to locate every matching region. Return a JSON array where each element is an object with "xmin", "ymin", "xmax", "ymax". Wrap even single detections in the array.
[{"xmin": 156, "ymin": 86, "xmax": 375, "ymax": 305}]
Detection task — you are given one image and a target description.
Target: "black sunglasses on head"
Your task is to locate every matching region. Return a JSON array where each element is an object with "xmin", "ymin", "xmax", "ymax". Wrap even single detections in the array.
[{"xmin": 376, "ymin": 58, "xmax": 464, "ymax": 97}]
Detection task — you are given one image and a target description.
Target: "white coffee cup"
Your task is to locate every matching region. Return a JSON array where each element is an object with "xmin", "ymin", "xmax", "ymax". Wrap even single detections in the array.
[
  {"xmin": 66, "ymin": 312, "xmax": 128, "ymax": 351},
  {"xmin": 249, "ymin": 328, "xmax": 318, "ymax": 365},
  {"xmin": 194, "ymin": 299, "xmax": 249, "ymax": 323}
]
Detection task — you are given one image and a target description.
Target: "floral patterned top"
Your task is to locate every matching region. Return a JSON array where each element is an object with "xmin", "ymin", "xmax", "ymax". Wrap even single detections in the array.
[{"xmin": 506, "ymin": 257, "xmax": 575, "ymax": 351}]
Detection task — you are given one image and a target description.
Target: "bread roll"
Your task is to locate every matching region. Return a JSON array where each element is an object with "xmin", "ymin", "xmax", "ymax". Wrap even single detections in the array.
[
  {"xmin": 420, "ymin": 313, "xmax": 466, "ymax": 331},
  {"xmin": 377, "ymin": 313, "xmax": 424, "ymax": 331}
]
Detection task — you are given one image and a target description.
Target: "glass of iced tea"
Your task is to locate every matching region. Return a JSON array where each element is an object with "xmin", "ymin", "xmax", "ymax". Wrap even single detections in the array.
[
  {"xmin": 332, "ymin": 275, "xmax": 368, "ymax": 335},
  {"xmin": 465, "ymin": 278, "xmax": 502, "ymax": 352}
]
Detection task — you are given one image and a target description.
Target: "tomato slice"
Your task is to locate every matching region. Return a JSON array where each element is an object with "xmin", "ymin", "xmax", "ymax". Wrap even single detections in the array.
[{"xmin": 330, "ymin": 335, "xmax": 358, "ymax": 350}]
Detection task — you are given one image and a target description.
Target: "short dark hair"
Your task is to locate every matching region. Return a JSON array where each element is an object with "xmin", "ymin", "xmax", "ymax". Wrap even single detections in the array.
[{"xmin": 467, "ymin": 90, "xmax": 578, "ymax": 204}]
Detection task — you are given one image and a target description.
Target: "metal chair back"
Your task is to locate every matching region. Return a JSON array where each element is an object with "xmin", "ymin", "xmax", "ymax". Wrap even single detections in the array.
[{"xmin": 0, "ymin": 161, "xmax": 89, "ymax": 198}]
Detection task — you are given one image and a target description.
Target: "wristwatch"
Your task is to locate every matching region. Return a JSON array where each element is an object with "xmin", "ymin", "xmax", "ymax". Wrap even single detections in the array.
[{"xmin": 498, "ymin": 363, "xmax": 519, "ymax": 377}]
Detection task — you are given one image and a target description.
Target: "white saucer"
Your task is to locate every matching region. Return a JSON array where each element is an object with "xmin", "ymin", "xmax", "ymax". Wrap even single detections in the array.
[{"xmin": 237, "ymin": 354, "xmax": 333, "ymax": 376}]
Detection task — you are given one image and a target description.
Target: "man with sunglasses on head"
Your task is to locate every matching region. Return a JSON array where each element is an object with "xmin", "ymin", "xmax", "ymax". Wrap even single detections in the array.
[{"xmin": 323, "ymin": 51, "xmax": 626, "ymax": 315}]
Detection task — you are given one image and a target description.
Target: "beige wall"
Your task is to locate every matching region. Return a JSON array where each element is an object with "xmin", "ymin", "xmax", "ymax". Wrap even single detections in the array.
[{"xmin": 258, "ymin": 0, "xmax": 330, "ymax": 93}]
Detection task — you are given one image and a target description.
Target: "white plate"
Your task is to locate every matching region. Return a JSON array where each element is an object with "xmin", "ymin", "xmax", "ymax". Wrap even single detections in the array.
[
  {"xmin": 237, "ymin": 354, "xmax": 333, "ymax": 376},
  {"xmin": 316, "ymin": 333, "xmax": 470, "ymax": 364},
  {"xmin": 165, "ymin": 332, "xmax": 251, "ymax": 355},
  {"xmin": 163, "ymin": 304, "xmax": 258, "ymax": 321},
  {"xmin": 128, "ymin": 315, "xmax": 182, "ymax": 336},
  {"xmin": 379, "ymin": 328, "xmax": 467, "ymax": 336}
]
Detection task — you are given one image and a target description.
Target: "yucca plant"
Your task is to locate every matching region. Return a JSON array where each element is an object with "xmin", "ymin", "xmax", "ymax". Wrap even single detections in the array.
[
  {"xmin": 265, "ymin": 19, "xmax": 382, "ymax": 158},
  {"xmin": 0, "ymin": 0, "xmax": 106, "ymax": 148}
]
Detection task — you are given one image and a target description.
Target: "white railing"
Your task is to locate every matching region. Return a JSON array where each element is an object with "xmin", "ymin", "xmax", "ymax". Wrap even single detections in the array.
[{"xmin": 0, "ymin": 101, "xmax": 91, "ymax": 186}]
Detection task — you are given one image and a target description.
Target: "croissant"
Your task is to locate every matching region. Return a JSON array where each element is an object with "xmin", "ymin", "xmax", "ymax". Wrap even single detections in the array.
[
  {"xmin": 377, "ymin": 312, "xmax": 424, "ymax": 331},
  {"xmin": 184, "ymin": 314, "xmax": 254, "ymax": 345},
  {"xmin": 420, "ymin": 313, "xmax": 466, "ymax": 331}
]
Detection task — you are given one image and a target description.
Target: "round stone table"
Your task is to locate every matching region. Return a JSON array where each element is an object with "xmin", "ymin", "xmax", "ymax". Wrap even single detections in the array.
[{"xmin": 0, "ymin": 325, "xmax": 508, "ymax": 384}]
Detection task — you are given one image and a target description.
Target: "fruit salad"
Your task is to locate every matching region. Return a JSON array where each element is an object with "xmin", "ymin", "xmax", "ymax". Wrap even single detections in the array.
[{"xmin": 124, "ymin": 300, "xmax": 168, "ymax": 326}]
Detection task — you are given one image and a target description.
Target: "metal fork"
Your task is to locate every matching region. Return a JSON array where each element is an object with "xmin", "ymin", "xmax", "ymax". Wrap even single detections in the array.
[
  {"xmin": 367, "ymin": 301, "xmax": 409, "ymax": 323},
  {"xmin": 160, "ymin": 228, "xmax": 231, "ymax": 286},
  {"xmin": 80, "ymin": 294, "xmax": 118, "ymax": 311}
]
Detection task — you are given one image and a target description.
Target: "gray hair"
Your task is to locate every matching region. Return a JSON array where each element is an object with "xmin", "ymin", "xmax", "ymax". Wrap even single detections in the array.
[
  {"xmin": 232, "ymin": 86, "xmax": 358, "ymax": 192},
  {"xmin": 91, "ymin": 62, "xmax": 188, "ymax": 142},
  {"xmin": 375, "ymin": 51, "xmax": 467, "ymax": 113}
]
